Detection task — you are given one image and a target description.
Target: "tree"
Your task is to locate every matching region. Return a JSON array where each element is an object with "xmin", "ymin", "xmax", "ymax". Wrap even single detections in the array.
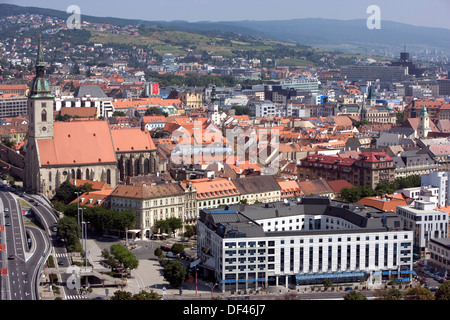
[
  {"xmin": 112, "ymin": 111, "xmax": 126, "ymax": 117},
  {"xmin": 145, "ymin": 107, "xmax": 164, "ymax": 116},
  {"xmin": 171, "ymin": 243, "xmax": 185, "ymax": 256},
  {"xmin": 340, "ymin": 187, "xmax": 363, "ymax": 203},
  {"xmin": 154, "ymin": 219, "xmax": 170, "ymax": 234},
  {"xmin": 343, "ymin": 291, "xmax": 367, "ymax": 300},
  {"xmin": 154, "ymin": 247, "xmax": 163, "ymax": 259},
  {"xmin": 109, "ymin": 243, "xmax": 139, "ymax": 271},
  {"xmin": 404, "ymin": 286, "xmax": 434, "ymax": 300},
  {"xmin": 1, "ymin": 138, "xmax": 15, "ymax": 148},
  {"xmin": 52, "ymin": 180, "xmax": 93, "ymax": 204},
  {"xmin": 183, "ymin": 225, "xmax": 196, "ymax": 240},
  {"xmin": 164, "ymin": 260, "xmax": 187, "ymax": 286},
  {"xmin": 435, "ymin": 281, "xmax": 450, "ymax": 300},
  {"xmin": 167, "ymin": 217, "xmax": 183, "ymax": 235},
  {"xmin": 132, "ymin": 290, "xmax": 161, "ymax": 300},
  {"xmin": 110, "ymin": 290, "xmax": 133, "ymax": 300},
  {"xmin": 110, "ymin": 290, "xmax": 161, "ymax": 300},
  {"xmin": 57, "ymin": 216, "xmax": 82, "ymax": 252},
  {"xmin": 375, "ymin": 287, "xmax": 402, "ymax": 300}
]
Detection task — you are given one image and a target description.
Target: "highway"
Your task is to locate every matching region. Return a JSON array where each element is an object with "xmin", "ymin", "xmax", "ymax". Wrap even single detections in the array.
[
  {"xmin": 0, "ymin": 187, "xmax": 78, "ymax": 300},
  {"xmin": 0, "ymin": 189, "xmax": 33, "ymax": 300}
]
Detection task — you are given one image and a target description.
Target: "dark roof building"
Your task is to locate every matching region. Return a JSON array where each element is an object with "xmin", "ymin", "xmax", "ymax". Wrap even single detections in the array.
[{"xmin": 197, "ymin": 197, "xmax": 414, "ymax": 292}]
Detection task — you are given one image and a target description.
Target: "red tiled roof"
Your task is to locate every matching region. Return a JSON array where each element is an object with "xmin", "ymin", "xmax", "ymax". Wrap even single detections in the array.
[{"xmin": 37, "ymin": 120, "xmax": 116, "ymax": 166}]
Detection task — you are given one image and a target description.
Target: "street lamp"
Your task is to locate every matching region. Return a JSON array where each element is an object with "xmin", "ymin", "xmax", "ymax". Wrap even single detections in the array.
[
  {"xmin": 75, "ymin": 191, "xmax": 81, "ymax": 226},
  {"xmin": 208, "ymin": 281, "xmax": 218, "ymax": 299},
  {"xmin": 82, "ymin": 220, "xmax": 90, "ymax": 267}
]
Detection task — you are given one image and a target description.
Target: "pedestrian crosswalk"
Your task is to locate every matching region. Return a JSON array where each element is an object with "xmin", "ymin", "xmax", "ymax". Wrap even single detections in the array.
[
  {"xmin": 54, "ymin": 253, "xmax": 70, "ymax": 258},
  {"xmin": 65, "ymin": 294, "xmax": 88, "ymax": 300}
]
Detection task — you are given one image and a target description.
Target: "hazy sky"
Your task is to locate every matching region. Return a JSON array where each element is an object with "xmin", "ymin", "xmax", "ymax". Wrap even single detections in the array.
[{"xmin": 4, "ymin": 0, "xmax": 450, "ymax": 29}]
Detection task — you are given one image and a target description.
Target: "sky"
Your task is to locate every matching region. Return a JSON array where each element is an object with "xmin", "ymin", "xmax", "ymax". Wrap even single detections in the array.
[{"xmin": 4, "ymin": 0, "xmax": 450, "ymax": 30}]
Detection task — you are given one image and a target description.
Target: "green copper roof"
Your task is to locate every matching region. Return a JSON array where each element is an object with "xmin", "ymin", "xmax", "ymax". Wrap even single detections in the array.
[
  {"xmin": 29, "ymin": 34, "xmax": 54, "ymax": 99},
  {"xmin": 420, "ymin": 105, "xmax": 428, "ymax": 117}
]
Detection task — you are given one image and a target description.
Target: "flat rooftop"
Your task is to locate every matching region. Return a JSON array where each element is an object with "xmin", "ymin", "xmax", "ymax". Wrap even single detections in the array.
[{"xmin": 200, "ymin": 197, "xmax": 404, "ymax": 239}]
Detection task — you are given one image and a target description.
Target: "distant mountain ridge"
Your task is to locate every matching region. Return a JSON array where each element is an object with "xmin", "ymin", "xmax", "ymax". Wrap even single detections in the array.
[{"xmin": 1, "ymin": 3, "xmax": 449, "ymax": 56}]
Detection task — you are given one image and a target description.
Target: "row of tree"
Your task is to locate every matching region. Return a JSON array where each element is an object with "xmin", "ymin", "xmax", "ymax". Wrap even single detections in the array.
[
  {"xmin": 340, "ymin": 175, "xmax": 422, "ymax": 203},
  {"xmin": 344, "ymin": 282, "xmax": 450, "ymax": 300}
]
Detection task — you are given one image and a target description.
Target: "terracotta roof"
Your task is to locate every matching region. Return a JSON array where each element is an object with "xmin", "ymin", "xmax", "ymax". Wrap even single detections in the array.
[
  {"xmin": 326, "ymin": 180, "xmax": 354, "ymax": 193},
  {"xmin": 357, "ymin": 152, "xmax": 392, "ymax": 162},
  {"xmin": 277, "ymin": 179, "xmax": 303, "ymax": 198},
  {"xmin": 37, "ymin": 120, "xmax": 117, "ymax": 166},
  {"xmin": 110, "ymin": 127, "xmax": 156, "ymax": 152},
  {"xmin": 59, "ymin": 107, "xmax": 97, "ymax": 118},
  {"xmin": 112, "ymin": 97, "xmax": 182, "ymax": 109},
  {"xmin": 298, "ymin": 179, "xmax": 334, "ymax": 195},
  {"xmin": 70, "ymin": 179, "xmax": 110, "ymax": 190},
  {"xmin": 141, "ymin": 115, "xmax": 166, "ymax": 123},
  {"xmin": 186, "ymin": 178, "xmax": 240, "ymax": 200},
  {"xmin": 357, "ymin": 195, "xmax": 408, "ymax": 212},
  {"xmin": 0, "ymin": 84, "xmax": 27, "ymax": 90},
  {"xmin": 70, "ymin": 189, "xmax": 113, "ymax": 207}
]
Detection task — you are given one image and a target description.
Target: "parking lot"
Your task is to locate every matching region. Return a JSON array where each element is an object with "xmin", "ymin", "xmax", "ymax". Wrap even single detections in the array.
[{"xmin": 413, "ymin": 260, "xmax": 449, "ymax": 291}]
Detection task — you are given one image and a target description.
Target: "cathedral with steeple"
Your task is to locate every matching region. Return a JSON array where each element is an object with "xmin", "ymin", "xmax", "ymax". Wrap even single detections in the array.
[
  {"xmin": 25, "ymin": 35, "xmax": 55, "ymax": 192},
  {"xmin": 25, "ymin": 36, "xmax": 160, "ymax": 198}
]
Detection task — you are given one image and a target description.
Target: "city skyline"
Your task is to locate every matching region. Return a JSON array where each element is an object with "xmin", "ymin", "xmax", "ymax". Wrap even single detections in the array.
[{"xmin": 3, "ymin": 0, "xmax": 450, "ymax": 30}]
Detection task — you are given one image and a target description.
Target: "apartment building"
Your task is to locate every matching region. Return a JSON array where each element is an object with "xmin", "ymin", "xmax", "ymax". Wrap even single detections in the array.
[
  {"xmin": 0, "ymin": 95, "xmax": 28, "ymax": 118},
  {"xmin": 110, "ymin": 181, "xmax": 197, "ymax": 238},
  {"xmin": 188, "ymin": 177, "xmax": 241, "ymax": 215},
  {"xmin": 197, "ymin": 197, "xmax": 414, "ymax": 293},
  {"xmin": 233, "ymin": 175, "xmax": 281, "ymax": 205},
  {"xmin": 298, "ymin": 152, "xmax": 395, "ymax": 189}
]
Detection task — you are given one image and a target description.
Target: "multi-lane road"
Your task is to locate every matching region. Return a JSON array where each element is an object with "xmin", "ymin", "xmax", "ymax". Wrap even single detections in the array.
[{"xmin": 0, "ymin": 187, "xmax": 76, "ymax": 300}]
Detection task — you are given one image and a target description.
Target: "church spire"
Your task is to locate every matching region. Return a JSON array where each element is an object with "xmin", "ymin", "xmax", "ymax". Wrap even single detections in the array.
[
  {"xmin": 37, "ymin": 34, "xmax": 45, "ymax": 67},
  {"xmin": 29, "ymin": 34, "xmax": 53, "ymax": 98}
]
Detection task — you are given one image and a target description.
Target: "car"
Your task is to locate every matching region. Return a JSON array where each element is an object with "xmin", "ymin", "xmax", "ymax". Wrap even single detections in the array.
[
  {"xmin": 8, "ymin": 255, "xmax": 15, "ymax": 260},
  {"xmin": 92, "ymin": 297, "xmax": 105, "ymax": 300},
  {"xmin": 57, "ymin": 260, "xmax": 64, "ymax": 266},
  {"xmin": 29, "ymin": 199, "xmax": 34, "ymax": 202},
  {"xmin": 5, "ymin": 214, "xmax": 9, "ymax": 218},
  {"xmin": 429, "ymin": 286, "xmax": 438, "ymax": 292},
  {"xmin": 52, "ymin": 227, "xmax": 57, "ymax": 232},
  {"xmin": 4, "ymin": 208, "xmax": 8, "ymax": 212},
  {"xmin": 166, "ymin": 251, "xmax": 177, "ymax": 258},
  {"xmin": 5, "ymin": 222, "xmax": 11, "ymax": 226},
  {"xmin": 35, "ymin": 202, "xmax": 40, "ymax": 206},
  {"xmin": 19, "ymin": 193, "xmax": 24, "ymax": 197}
]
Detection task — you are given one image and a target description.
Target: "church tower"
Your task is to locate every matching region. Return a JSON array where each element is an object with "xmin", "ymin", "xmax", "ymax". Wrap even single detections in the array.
[
  {"xmin": 25, "ymin": 35, "xmax": 54, "ymax": 191},
  {"xmin": 28, "ymin": 34, "xmax": 54, "ymax": 139},
  {"xmin": 207, "ymin": 83, "xmax": 221, "ymax": 125},
  {"xmin": 417, "ymin": 105, "xmax": 430, "ymax": 138}
]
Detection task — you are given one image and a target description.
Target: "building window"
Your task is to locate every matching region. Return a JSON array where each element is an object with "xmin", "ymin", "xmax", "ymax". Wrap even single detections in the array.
[{"xmin": 41, "ymin": 109, "xmax": 47, "ymax": 122}]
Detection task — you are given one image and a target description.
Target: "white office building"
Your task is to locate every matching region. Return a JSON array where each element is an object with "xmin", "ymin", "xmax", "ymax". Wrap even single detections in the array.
[
  {"xmin": 397, "ymin": 200, "xmax": 449, "ymax": 258},
  {"xmin": 197, "ymin": 197, "xmax": 414, "ymax": 293},
  {"xmin": 421, "ymin": 171, "xmax": 450, "ymax": 207}
]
